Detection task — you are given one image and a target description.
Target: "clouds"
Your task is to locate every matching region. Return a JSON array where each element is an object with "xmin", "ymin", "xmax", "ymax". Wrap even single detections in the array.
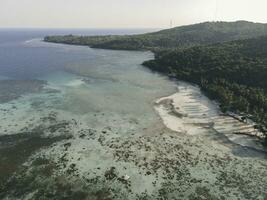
[{"xmin": 0, "ymin": 0, "xmax": 266, "ymax": 28}]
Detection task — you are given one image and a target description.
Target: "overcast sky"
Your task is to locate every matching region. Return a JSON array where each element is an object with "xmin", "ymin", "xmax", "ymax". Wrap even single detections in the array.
[{"xmin": 0, "ymin": 0, "xmax": 267, "ymax": 28}]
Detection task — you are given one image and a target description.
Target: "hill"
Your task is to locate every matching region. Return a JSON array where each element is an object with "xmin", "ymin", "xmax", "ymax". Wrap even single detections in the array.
[
  {"xmin": 144, "ymin": 35, "xmax": 267, "ymax": 144},
  {"xmin": 44, "ymin": 21, "xmax": 267, "ymax": 51},
  {"xmin": 44, "ymin": 21, "xmax": 267, "ymax": 145}
]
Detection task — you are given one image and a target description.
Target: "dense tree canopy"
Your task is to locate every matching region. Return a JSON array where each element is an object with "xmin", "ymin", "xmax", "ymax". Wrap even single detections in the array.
[
  {"xmin": 45, "ymin": 21, "xmax": 267, "ymax": 51},
  {"xmin": 44, "ymin": 21, "xmax": 267, "ymax": 145},
  {"xmin": 144, "ymin": 36, "xmax": 267, "ymax": 144}
]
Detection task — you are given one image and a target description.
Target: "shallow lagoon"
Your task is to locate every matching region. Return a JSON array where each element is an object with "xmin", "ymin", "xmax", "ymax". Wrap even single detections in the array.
[{"xmin": 0, "ymin": 31, "xmax": 266, "ymax": 199}]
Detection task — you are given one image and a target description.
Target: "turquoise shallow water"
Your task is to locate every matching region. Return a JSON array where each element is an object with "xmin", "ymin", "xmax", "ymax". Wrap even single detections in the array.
[
  {"xmin": 0, "ymin": 29, "xmax": 178, "ymax": 139},
  {"xmin": 0, "ymin": 30, "xmax": 266, "ymax": 199},
  {"xmin": 34, "ymin": 40, "xmax": 178, "ymax": 125}
]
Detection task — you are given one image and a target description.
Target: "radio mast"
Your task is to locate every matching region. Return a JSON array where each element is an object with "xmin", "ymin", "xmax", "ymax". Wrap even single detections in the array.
[{"xmin": 170, "ymin": 20, "xmax": 173, "ymax": 28}]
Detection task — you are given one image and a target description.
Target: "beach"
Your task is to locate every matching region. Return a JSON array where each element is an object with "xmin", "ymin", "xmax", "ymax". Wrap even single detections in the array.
[{"xmin": 0, "ymin": 32, "xmax": 266, "ymax": 199}]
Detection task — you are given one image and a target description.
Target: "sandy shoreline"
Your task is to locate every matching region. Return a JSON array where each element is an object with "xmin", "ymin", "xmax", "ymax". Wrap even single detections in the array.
[
  {"xmin": 154, "ymin": 82, "xmax": 266, "ymax": 152},
  {"xmin": 1, "ymin": 72, "xmax": 267, "ymax": 200},
  {"xmin": 1, "ymin": 39, "xmax": 266, "ymax": 199}
]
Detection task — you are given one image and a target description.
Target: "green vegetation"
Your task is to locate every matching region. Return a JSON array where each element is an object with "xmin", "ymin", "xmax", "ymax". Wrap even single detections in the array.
[
  {"xmin": 44, "ymin": 21, "xmax": 267, "ymax": 144},
  {"xmin": 45, "ymin": 21, "xmax": 267, "ymax": 51},
  {"xmin": 144, "ymin": 36, "xmax": 267, "ymax": 144}
]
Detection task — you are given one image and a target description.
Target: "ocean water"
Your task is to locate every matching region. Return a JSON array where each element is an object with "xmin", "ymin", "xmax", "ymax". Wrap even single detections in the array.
[
  {"xmin": 0, "ymin": 29, "xmax": 266, "ymax": 199},
  {"xmin": 0, "ymin": 28, "xmax": 176, "ymax": 128},
  {"xmin": 0, "ymin": 28, "xmax": 158, "ymax": 79}
]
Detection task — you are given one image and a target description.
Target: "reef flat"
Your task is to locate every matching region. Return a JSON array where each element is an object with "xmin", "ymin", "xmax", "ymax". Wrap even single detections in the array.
[
  {"xmin": 0, "ymin": 80, "xmax": 46, "ymax": 103},
  {"xmin": 0, "ymin": 38, "xmax": 266, "ymax": 199},
  {"xmin": 0, "ymin": 76, "xmax": 266, "ymax": 200}
]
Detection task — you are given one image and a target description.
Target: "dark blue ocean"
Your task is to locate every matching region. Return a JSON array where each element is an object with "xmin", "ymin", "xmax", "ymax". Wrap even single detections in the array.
[
  {"xmin": 0, "ymin": 28, "xmax": 156, "ymax": 79},
  {"xmin": 0, "ymin": 28, "xmax": 266, "ymax": 200}
]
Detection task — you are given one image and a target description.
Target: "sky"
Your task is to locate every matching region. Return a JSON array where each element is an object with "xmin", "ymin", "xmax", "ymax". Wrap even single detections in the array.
[{"xmin": 0, "ymin": 0, "xmax": 267, "ymax": 28}]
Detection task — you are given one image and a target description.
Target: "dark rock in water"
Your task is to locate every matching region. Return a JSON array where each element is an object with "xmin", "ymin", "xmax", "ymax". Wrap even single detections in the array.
[
  {"xmin": 104, "ymin": 167, "xmax": 118, "ymax": 180},
  {"xmin": 0, "ymin": 111, "xmax": 75, "ymax": 193},
  {"xmin": 0, "ymin": 80, "xmax": 47, "ymax": 103},
  {"xmin": 0, "ymin": 132, "xmax": 67, "ymax": 187}
]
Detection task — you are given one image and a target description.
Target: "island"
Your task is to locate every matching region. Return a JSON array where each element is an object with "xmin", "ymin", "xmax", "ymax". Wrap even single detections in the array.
[{"xmin": 45, "ymin": 21, "xmax": 267, "ymax": 145}]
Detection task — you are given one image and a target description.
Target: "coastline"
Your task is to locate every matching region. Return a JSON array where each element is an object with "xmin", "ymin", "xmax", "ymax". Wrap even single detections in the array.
[
  {"xmin": 1, "ymin": 37, "xmax": 267, "ymax": 199},
  {"xmin": 153, "ymin": 82, "xmax": 266, "ymax": 152},
  {"xmin": 43, "ymin": 38, "xmax": 267, "ymax": 150}
]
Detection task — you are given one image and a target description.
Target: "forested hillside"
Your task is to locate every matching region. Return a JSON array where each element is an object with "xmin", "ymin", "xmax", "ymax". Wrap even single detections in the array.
[
  {"xmin": 45, "ymin": 21, "xmax": 267, "ymax": 51},
  {"xmin": 44, "ymin": 21, "xmax": 267, "ymax": 145},
  {"xmin": 144, "ymin": 36, "xmax": 267, "ymax": 144}
]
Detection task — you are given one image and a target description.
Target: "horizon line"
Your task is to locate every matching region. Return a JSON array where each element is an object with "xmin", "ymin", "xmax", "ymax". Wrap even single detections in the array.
[{"xmin": 0, "ymin": 19, "xmax": 266, "ymax": 30}]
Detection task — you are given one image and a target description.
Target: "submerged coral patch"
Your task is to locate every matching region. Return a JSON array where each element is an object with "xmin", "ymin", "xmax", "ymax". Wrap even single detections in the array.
[{"xmin": 0, "ymin": 80, "xmax": 47, "ymax": 103}]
